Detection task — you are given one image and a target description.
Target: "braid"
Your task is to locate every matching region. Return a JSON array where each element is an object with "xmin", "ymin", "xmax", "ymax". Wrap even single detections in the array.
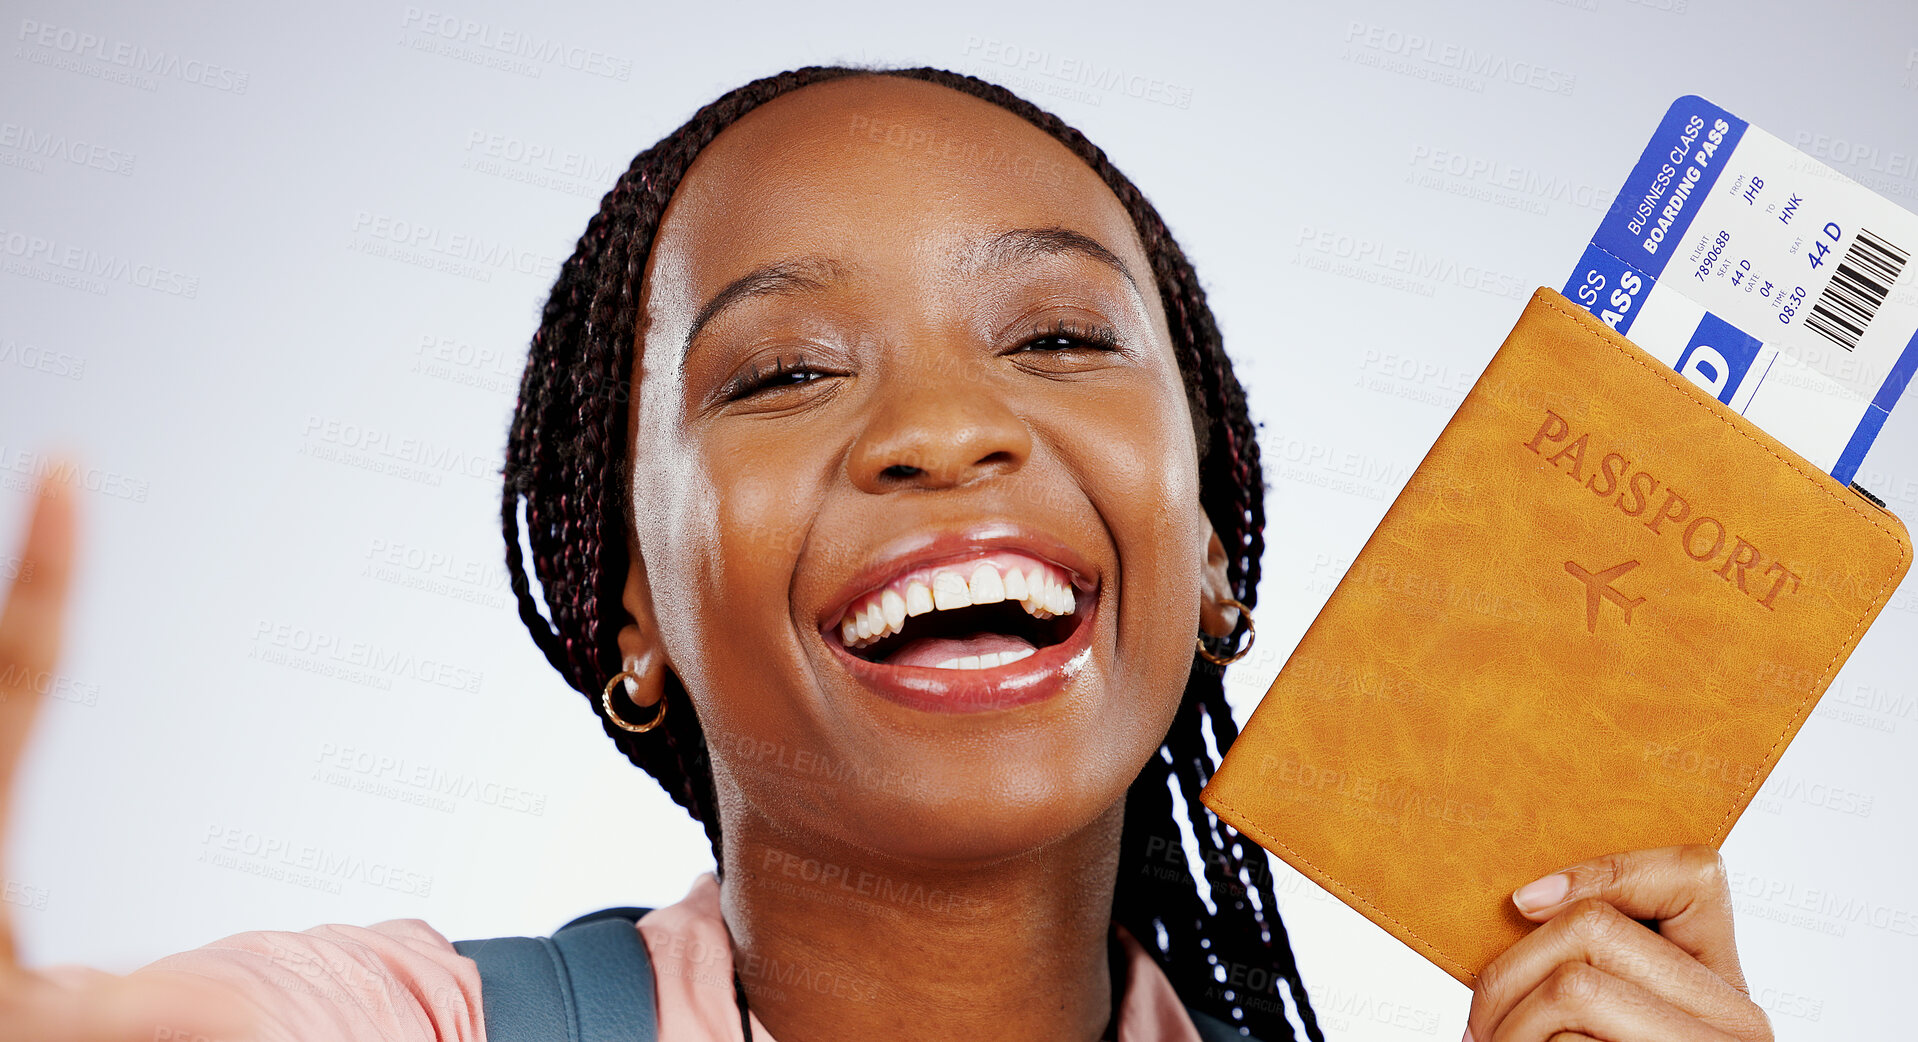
[
  {"xmin": 501, "ymin": 66, "xmax": 868, "ymax": 858},
  {"xmin": 501, "ymin": 63, "xmax": 1321, "ymax": 1041}
]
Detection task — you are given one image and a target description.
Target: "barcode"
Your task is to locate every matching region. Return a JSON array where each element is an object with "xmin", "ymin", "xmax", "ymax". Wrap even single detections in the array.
[{"xmin": 1806, "ymin": 228, "xmax": 1910, "ymax": 352}]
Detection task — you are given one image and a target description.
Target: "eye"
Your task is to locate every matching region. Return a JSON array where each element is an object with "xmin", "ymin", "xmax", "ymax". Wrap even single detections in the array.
[
  {"xmin": 1014, "ymin": 318, "xmax": 1121, "ymax": 354},
  {"xmin": 722, "ymin": 353, "xmax": 834, "ymax": 401}
]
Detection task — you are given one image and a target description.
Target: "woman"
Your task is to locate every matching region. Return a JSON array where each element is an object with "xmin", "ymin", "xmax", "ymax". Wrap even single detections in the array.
[{"xmin": 0, "ymin": 65, "xmax": 1774, "ymax": 1042}]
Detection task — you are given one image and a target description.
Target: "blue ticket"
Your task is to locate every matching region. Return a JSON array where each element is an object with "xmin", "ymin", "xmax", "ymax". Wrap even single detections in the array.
[{"xmin": 1564, "ymin": 95, "xmax": 1918, "ymax": 485}]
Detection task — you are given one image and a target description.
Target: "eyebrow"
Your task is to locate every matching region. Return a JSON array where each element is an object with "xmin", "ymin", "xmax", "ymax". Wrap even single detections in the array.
[
  {"xmin": 679, "ymin": 226, "xmax": 1142, "ymax": 365},
  {"xmin": 969, "ymin": 226, "xmax": 1141, "ymax": 296},
  {"xmin": 681, "ymin": 256, "xmax": 845, "ymax": 365}
]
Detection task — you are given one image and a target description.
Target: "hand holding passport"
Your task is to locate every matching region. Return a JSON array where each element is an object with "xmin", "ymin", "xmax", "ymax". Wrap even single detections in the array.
[{"xmin": 1200, "ymin": 98, "xmax": 1914, "ymax": 991}]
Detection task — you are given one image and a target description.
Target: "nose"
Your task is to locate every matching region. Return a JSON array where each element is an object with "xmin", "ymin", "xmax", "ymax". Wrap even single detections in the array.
[{"xmin": 846, "ymin": 364, "xmax": 1032, "ymax": 493}]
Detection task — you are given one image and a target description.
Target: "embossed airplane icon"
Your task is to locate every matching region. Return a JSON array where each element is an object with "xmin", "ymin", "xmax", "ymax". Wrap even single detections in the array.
[{"xmin": 1564, "ymin": 559, "xmax": 1646, "ymax": 633}]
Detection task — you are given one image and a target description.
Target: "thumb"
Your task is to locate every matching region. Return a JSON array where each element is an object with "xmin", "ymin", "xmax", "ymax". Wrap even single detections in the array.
[{"xmin": 1509, "ymin": 843, "xmax": 1743, "ymax": 987}]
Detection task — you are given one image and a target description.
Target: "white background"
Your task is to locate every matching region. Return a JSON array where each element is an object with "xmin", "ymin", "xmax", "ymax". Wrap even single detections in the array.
[{"xmin": 3, "ymin": 1, "xmax": 1915, "ymax": 1038}]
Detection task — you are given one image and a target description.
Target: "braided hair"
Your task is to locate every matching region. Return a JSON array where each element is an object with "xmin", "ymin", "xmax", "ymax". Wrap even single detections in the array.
[{"xmin": 500, "ymin": 64, "xmax": 1324, "ymax": 1042}]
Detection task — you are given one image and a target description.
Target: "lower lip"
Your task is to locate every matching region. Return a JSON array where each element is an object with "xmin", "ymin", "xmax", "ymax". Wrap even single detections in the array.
[{"xmin": 826, "ymin": 591, "xmax": 1098, "ymax": 714}]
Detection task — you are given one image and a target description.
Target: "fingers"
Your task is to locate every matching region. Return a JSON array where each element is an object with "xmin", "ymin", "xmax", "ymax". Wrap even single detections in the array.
[
  {"xmin": 1469, "ymin": 898, "xmax": 1767, "ymax": 1040},
  {"xmin": 0, "ymin": 463, "xmax": 79, "ymax": 970},
  {"xmin": 0, "ymin": 463, "xmax": 77, "ymax": 694},
  {"xmin": 1470, "ymin": 845, "xmax": 1775, "ymax": 1042},
  {"xmin": 0, "ymin": 465, "xmax": 259, "ymax": 1042},
  {"xmin": 1490, "ymin": 960, "xmax": 1740, "ymax": 1042},
  {"xmin": 1508, "ymin": 844, "xmax": 1744, "ymax": 986}
]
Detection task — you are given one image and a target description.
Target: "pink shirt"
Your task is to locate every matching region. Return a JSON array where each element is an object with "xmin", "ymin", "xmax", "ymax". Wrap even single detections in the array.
[{"xmin": 136, "ymin": 873, "xmax": 1205, "ymax": 1042}]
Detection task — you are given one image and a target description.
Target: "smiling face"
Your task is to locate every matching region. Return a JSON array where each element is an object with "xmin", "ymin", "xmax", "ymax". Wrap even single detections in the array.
[{"xmin": 618, "ymin": 75, "xmax": 1232, "ymax": 864}]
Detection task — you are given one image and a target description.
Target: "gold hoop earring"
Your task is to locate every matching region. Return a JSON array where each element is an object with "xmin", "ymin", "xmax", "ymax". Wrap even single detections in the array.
[
  {"xmin": 601, "ymin": 669, "xmax": 668, "ymax": 733},
  {"xmin": 1196, "ymin": 597, "xmax": 1256, "ymax": 666}
]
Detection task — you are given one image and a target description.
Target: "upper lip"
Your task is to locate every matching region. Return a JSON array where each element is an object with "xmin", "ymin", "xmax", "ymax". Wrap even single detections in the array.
[{"xmin": 817, "ymin": 520, "xmax": 1101, "ymax": 636}]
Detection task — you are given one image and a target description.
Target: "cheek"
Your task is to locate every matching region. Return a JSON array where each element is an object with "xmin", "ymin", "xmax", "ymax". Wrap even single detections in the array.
[
  {"xmin": 650, "ymin": 428, "xmax": 826, "ymax": 720},
  {"xmin": 1070, "ymin": 375, "xmax": 1206, "ymax": 680}
]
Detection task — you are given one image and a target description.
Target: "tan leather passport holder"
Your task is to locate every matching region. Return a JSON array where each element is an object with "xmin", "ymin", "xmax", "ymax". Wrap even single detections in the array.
[{"xmin": 1200, "ymin": 287, "xmax": 1911, "ymax": 987}]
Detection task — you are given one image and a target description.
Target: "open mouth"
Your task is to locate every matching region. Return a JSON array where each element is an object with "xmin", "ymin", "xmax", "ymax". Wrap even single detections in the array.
[{"xmin": 827, "ymin": 552, "xmax": 1089, "ymax": 671}]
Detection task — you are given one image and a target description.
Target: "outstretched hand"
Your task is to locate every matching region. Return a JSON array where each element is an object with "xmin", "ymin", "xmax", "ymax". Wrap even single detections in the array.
[
  {"xmin": 1465, "ymin": 844, "xmax": 1775, "ymax": 1041},
  {"xmin": 0, "ymin": 464, "xmax": 260, "ymax": 1042}
]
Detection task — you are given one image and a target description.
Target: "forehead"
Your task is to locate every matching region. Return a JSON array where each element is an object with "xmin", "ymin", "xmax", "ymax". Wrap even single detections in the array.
[{"xmin": 639, "ymin": 75, "xmax": 1161, "ymax": 347}]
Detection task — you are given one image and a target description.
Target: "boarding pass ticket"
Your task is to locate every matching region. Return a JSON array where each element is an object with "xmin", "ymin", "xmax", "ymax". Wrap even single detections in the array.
[{"xmin": 1564, "ymin": 95, "xmax": 1918, "ymax": 485}]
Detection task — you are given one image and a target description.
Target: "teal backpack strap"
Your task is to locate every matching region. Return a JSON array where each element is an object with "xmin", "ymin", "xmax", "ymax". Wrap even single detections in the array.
[
  {"xmin": 452, "ymin": 908, "xmax": 658, "ymax": 1042},
  {"xmin": 459, "ymin": 906, "xmax": 1262, "ymax": 1042}
]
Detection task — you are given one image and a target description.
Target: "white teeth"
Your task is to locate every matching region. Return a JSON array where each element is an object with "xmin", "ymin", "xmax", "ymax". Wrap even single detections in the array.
[
  {"xmin": 838, "ymin": 559, "xmax": 1083, "ymax": 649},
  {"xmin": 1035, "ymin": 575, "xmax": 1071, "ymax": 616},
  {"xmin": 968, "ymin": 564, "xmax": 1005, "ymax": 605},
  {"xmin": 928, "ymin": 646, "xmax": 1038, "ymax": 670},
  {"xmin": 932, "ymin": 571, "xmax": 971, "ymax": 611}
]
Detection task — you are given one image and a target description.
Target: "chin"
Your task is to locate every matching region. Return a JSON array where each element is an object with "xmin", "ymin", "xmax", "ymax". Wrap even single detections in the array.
[{"xmin": 770, "ymin": 735, "xmax": 1144, "ymax": 870}]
